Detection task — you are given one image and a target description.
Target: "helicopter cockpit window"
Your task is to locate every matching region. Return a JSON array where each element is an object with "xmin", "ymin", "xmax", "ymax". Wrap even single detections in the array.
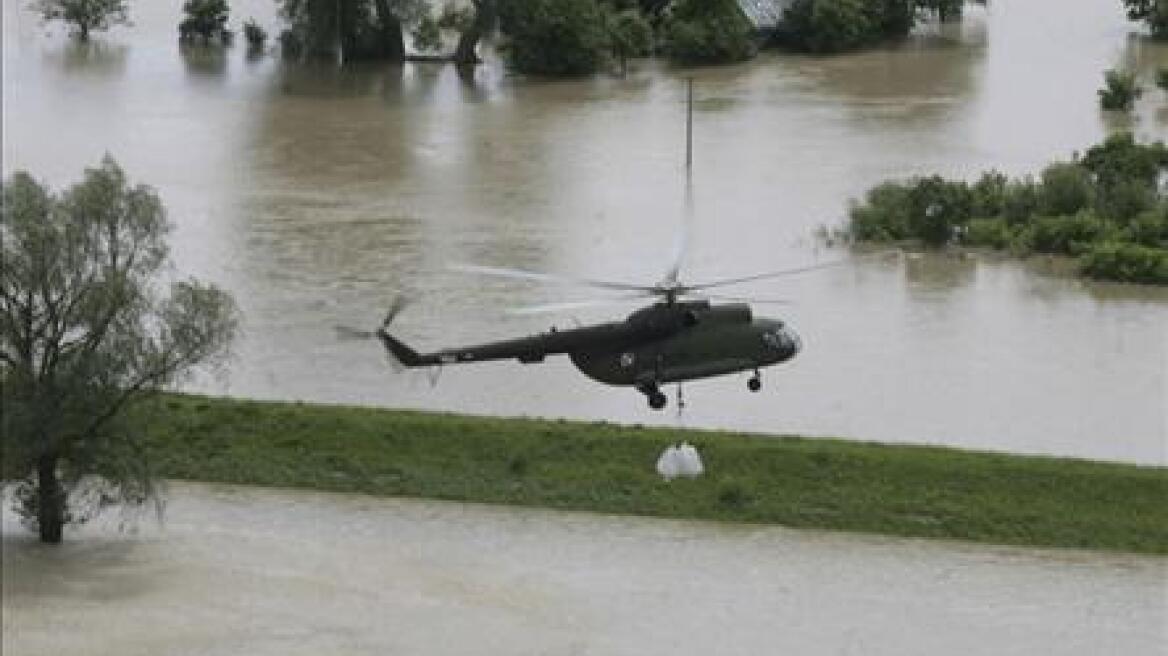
[{"xmin": 762, "ymin": 331, "xmax": 783, "ymax": 350}]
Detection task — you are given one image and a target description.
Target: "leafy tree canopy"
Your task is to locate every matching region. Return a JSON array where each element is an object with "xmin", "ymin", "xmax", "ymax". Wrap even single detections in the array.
[
  {"xmin": 777, "ymin": 0, "xmax": 938, "ymax": 53},
  {"xmin": 497, "ymin": 0, "xmax": 610, "ymax": 75},
  {"xmin": 31, "ymin": 0, "xmax": 130, "ymax": 41},
  {"xmin": 662, "ymin": 0, "xmax": 755, "ymax": 64},
  {"xmin": 1098, "ymin": 69, "xmax": 1142, "ymax": 111},
  {"xmin": 180, "ymin": 0, "xmax": 230, "ymax": 42},
  {"xmin": 279, "ymin": 0, "xmax": 426, "ymax": 62},
  {"xmin": 1, "ymin": 157, "xmax": 238, "ymax": 542},
  {"xmin": 605, "ymin": 6, "xmax": 652, "ymax": 73}
]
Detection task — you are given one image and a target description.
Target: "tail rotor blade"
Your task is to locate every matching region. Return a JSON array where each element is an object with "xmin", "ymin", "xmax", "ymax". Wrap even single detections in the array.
[
  {"xmin": 382, "ymin": 296, "xmax": 411, "ymax": 329},
  {"xmin": 337, "ymin": 296, "xmax": 410, "ymax": 343},
  {"xmin": 335, "ymin": 325, "xmax": 376, "ymax": 341}
]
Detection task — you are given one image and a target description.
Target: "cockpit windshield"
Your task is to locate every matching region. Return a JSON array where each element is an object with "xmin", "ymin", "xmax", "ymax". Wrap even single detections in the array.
[{"xmin": 762, "ymin": 326, "xmax": 801, "ymax": 355}]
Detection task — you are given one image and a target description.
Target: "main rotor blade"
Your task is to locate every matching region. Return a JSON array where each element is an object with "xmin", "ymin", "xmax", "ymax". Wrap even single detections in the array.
[
  {"xmin": 686, "ymin": 258, "xmax": 852, "ymax": 291},
  {"xmin": 450, "ymin": 263, "xmax": 651, "ymax": 293},
  {"xmin": 699, "ymin": 293, "xmax": 792, "ymax": 305},
  {"xmin": 507, "ymin": 293, "xmax": 651, "ymax": 316}
]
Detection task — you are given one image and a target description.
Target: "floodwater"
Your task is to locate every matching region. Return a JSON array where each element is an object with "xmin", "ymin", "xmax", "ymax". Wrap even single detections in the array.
[
  {"xmin": 4, "ymin": 0, "xmax": 1168, "ymax": 464},
  {"xmin": 3, "ymin": 482, "xmax": 1165, "ymax": 655}
]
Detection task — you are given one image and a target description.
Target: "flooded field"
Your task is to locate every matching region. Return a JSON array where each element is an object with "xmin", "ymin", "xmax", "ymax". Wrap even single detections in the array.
[
  {"xmin": 3, "ymin": 482, "xmax": 1166, "ymax": 655},
  {"xmin": 4, "ymin": 0, "xmax": 1167, "ymax": 464}
]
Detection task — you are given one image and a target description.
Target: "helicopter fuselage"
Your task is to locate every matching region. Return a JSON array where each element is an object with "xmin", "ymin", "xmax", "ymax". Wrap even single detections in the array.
[
  {"xmin": 569, "ymin": 312, "xmax": 798, "ymax": 387},
  {"xmin": 377, "ymin": 301, "xmax": 800, "ymax": 407}
]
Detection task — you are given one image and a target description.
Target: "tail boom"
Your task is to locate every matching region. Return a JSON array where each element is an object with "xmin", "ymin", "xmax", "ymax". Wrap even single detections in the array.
[{"xmin": 376, "ymin": 329, "xmax": 440, "ymax": 367}]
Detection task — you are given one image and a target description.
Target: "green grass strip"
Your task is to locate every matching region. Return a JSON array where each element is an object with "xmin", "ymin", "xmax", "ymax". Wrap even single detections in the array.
[{"xmin": 140, "ymin": 395, "xmax": 1168, "ymax": 554}]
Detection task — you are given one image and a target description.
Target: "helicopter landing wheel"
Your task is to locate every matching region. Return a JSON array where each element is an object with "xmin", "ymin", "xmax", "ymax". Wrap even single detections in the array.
[
  {"xmin": 748, "ymin": 372, "xmax": 762, "ymax": 392},
  {"xmin": 649, "ymin": 391, "xmax": 668, "ymax": 410},
  {"xmin": 639, "ymin": 382, "xmax": 668, "ymax": 410}
]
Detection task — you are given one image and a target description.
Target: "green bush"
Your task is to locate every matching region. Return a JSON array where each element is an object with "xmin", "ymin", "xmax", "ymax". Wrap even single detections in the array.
[
  {"xmin": 1098, "ymin": 69, "xmax": 1142, "ymax": 111},
  {"xmin": 1082, "ymin": 133, "xmax": 1168, "ymax": 190},
  {"xmin": 1157, "ymin": 67, "xmax": 1168, "ymax": 91},
  {"xmin": 662, "ymin": 0, "xmax": 755, "ymax": 64},
  {"xmin": 1025, "ymin": 212, "xmax": 1116, "ymax": 256},
  {"xmin": 1124, "ymin": 208, "xmax": 1168, "ymax": 248},
  {"xmin": 498, "ymin": 0, "xmax": 610, "ymax": 75},
  {"xmin": 607, "ymin": 7, "xmax": 652, "ymax": 72},
  {"xmin": 906, "ymin": 176, "xmax": 973, "ymax": 246},
  {"xmin": 1001, "ymin": 178, "xmax": 1040, "ymax": 226},
  {"xmin": 848, "ymin": 181, "xmax": 912, "ymax": 241},
  {"xmin": 777, "ymin": 0, "xmax": 918, "ymax": 53},
  {"xmin": 847, "ymin": 177, "xmax": 974, "ymax": 246},
  {"xmin": 970, "ymin": 170, "xmax": 1008, "ymax": 219},
  {"xmin": 1080, "ymin": 242, "xmax": 1168, "ymax": 284},
  {"xmin": 846, "ymin": 133, "xmax": 1168, "ymax": 284},
  {"xmin": 779, "ymin": 0, "xmax": 873, "ymax": 53},
  {"xmin": 1082, "ymin": 133, "xmax": 1167, "ymax": 222},
  {"xmin": 1038, "ymin": 162, "xmax": 1094, "ymax": 216},
  {"xmin": 1097, "ymin": 177, "xmax": 1157, "ymax": 224},
  {"xmin": 963, "ymin": 217, "xmax": 1013, "ymax": 250}
]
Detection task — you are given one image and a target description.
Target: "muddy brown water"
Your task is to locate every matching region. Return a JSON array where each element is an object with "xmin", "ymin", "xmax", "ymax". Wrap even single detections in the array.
[
  {"xmin": 3, "ymin": 482, "xmax": 1166, "ymax": 655},
  {"xmin": 4, "ymin": 0, "xmax": 1167, "ymax": 464}
]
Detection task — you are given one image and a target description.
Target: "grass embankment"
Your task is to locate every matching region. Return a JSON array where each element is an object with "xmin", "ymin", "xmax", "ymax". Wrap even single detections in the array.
[{"xmin": 141, "ymin": 395, "xmax": 1168, "ymax": 555}]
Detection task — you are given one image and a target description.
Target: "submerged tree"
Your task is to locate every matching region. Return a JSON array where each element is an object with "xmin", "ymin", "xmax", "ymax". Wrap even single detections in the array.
[
  {"xmin": 777, "ymin": 0, "xmax": 934, "ymax": 53},
  {"xmin": 180, "ymin": 0, "xmax": 230, "ymax": 42},
  {"xmin": 448, "ymin": 0, "xmax": 496, "ymax": 65},
  {"xmin": 1098, "ymin": 69, "xmax": 1142, "ymax": 111},
  {"xmin": 411, "ymin": 12, "xmax": 442, "ymax": 52},
  {"xmin": 497, "ymin": 0, "xmax": 610, "ymax": 75},
  {"xmin": 1, "ymin": 157, "xmax": 238, "ymax": 543},
  {"xmin": 31, "ymin": 0, "xmax": 130, "ymax": 41},
  {"xmin": 279, "ymin": 0, "xmax": 427, "ymax": 63},
  {"xmin": 604, "ymin": 5, "xmax": 651, "ymax": 75},
  {"xmin": 1123, "ymin": 0, "xmax": 1168, "ymax": 39},
  {"xmin": 243, "ymin": 17, "xmax": 268, "ymax": 50},
  {"xmin": 662, "ymin": 0, "xmax": 755, "ymax": 64}
]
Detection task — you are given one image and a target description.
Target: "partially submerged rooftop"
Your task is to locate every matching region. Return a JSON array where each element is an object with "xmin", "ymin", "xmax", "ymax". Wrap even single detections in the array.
[{"xmin": 736, "ymin": 0, "xmax": 796, "ymax": 32}]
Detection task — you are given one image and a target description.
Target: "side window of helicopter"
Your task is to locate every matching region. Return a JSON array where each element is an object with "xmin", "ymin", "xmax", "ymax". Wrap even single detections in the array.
[{"xmin": 762, "ymin": 331, "xmax": 782, "ymax": 350}]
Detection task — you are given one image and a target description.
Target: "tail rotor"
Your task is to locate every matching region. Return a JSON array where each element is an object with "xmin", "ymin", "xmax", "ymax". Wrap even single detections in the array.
[{"xmin": 334, "ymin": 296, "xmax": 415, "ymax": 371}]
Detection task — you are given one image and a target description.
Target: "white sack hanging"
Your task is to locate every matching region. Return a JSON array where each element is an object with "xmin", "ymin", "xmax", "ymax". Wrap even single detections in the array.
[
  {"xmin": 656, "ymin": 445, "xmax": 682, "ymax": 481},
  {"xmin": 676, "ymin": 442, "xmax": 704, "ymax": 478}
]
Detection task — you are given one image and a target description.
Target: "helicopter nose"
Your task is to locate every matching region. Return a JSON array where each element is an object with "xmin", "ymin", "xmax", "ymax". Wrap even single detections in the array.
[{"xmin": 781, "ymin": 324, "xmax": 802, "ymax": 359}]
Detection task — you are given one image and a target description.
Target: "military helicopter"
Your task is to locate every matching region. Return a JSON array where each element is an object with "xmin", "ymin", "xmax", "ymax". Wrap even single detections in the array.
[
  {"xmin": 350, "ymin": 79, "xmax": 845, "ymax": 410},
  {"xmin": 368, "ymin": 255, "xmax": 842, "ymax": 410}
]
